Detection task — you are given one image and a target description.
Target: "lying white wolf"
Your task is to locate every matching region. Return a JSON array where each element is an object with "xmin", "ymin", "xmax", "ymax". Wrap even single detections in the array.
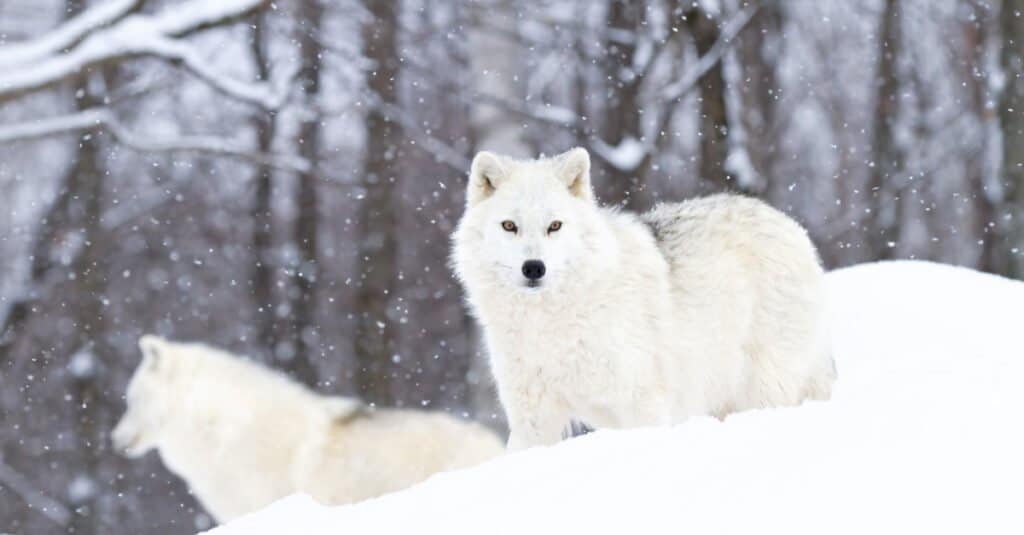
[
  {"xmin": 452, "ymin": 148, "xmax": 835, "ymax": 449},
  {"xmin": 111, "ymin": 336, "xmax": 503, "ymax": 523}
]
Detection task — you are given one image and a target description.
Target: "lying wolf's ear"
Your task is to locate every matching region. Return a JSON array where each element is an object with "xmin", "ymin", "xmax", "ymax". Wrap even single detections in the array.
[
  {"xmin": 139, "ymin": 335, "xmax": 168, "ymax": 370},
  {"xmin": 322, "ymin": 396, "xmax": 366, "ymax": 423},
  {"xmin": 556, "ymin": 148, "xmax": 593, "ymax": 202},
  {"xmin": 467, "ymin": 151, "xmax": 507, "ymax": 206}
]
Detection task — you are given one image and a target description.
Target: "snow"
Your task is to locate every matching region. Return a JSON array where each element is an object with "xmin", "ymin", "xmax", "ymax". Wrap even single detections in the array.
[{"xmin": 207, "ymin": 260, "xmax": 1024, "ymax": 534}]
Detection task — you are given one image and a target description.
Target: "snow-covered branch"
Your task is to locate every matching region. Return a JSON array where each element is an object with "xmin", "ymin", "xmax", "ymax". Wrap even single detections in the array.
[
  {"xmin": 0, "ymin": 108, "xmax": 311, "ymax": 173},
  {"xmin": 140, "ymin": 35, "xmax": 296, "ymax": 109},
  {"xmin": 0, "ymin": 0, "xmax": 142, "ymax": 70},
  {"xmin": 0, "ymin": 0, "xmax": 282, "ymax": 107}
]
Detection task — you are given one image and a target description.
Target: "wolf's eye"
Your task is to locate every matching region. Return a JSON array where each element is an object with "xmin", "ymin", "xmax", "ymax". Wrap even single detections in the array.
[
  {"xmin": 501, "ymin": 220, "xmax": 517, "ymax": 233},
  {"xmin": 548, "ymin": 221, "xmax": 562, "ymax": 233}
]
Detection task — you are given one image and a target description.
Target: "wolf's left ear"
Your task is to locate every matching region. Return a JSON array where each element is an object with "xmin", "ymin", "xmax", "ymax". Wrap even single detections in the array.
[{"xmin": 556, "ymin": 148, "xmax": 593, "ymax": 202}]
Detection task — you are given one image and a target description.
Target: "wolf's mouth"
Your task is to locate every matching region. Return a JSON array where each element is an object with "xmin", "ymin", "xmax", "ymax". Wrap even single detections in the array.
[{"xmin": 524, "ymin": 280, "xmax": 542, "ymax": 289}]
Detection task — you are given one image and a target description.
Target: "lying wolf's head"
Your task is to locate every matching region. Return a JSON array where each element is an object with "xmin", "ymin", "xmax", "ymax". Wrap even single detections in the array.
[
  {"xmin": 453, "ymin": 148, "xmax": 615, "ymax": 295},
  {"xmin": 111, "ymin": 335, "xmax": 179, "ymax": 457}
]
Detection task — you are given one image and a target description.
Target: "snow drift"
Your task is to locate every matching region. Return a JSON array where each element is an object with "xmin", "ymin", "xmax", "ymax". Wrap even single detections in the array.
[{"xmin": 207, "ymin": 261, "xmax": 1024, "ymax": 534}]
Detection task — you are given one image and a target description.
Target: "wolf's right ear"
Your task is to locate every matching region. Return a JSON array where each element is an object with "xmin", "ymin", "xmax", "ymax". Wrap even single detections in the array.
[
  {"xmin": 139, "ymin": 335, "xmax": 168, "ymax": 370},
  {"xmin": 556, "ymin": 147, "xmax": 593, "ymax": 202},
  {"xmin": 467, "ymin": 151, "xmax": 507, "ymax": 207}
]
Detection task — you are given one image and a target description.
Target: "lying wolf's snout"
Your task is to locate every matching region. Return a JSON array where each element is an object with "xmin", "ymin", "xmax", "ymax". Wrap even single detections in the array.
[{"xmin": 522, "ymin": 260, "xmax": 546, "ymax": 281}]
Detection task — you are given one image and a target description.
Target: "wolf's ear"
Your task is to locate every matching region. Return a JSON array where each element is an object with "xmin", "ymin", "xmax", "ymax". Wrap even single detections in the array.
[
  {"xmin": 556, "ymin": 148, "xmax": 593, "ymax": 202},
  {"xmin": 322, "ymin": 396, "xmax": 366, "ymax": 423},
  {"xmin": 467, "ymin": 151, "xmax": 507, "ymax": 207},
  {"xmin": 139, "ymin": 335, "xmax": 168, "ymax": 371}
]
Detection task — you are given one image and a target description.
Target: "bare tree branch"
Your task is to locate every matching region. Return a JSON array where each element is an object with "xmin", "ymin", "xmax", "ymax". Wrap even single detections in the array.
[
  {"xmin": 659, "ymin": 4, "xmax": 760, "ymax": 103},
  {"xmin": 474, "ymin": 92, "xmax": 580, "ymax": 128},
  {"xmin": 468, "ymin": 5, "xmax": 759, "ymax": 175},
  {"xmin": 371, "ymin": 98, "xmax": 471, "ymax": 171},
  {"xmin": 0, "ymin": 459, "xmax": 71, "ymax": 527},
  {"xmin": 0, "ymin": 108, "xmax": 311, "ymax": 173}
]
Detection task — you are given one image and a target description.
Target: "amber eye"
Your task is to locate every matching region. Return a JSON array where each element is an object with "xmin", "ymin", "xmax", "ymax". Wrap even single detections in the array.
[
  {"xmin": 501, "ymin": 220, "xmax": 517, "ymax": 233},
  {"xmin": 548, "ymin": 221, "xmax": 562, "ymax": 233}
]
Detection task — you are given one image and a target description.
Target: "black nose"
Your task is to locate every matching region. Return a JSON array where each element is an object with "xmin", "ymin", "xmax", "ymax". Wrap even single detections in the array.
[{"xmin": 521, "ymin": 260, "xmax": 546, "ymax": 280}]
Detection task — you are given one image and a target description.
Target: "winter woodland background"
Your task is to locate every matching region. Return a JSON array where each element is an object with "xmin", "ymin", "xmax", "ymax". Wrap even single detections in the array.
[{"xmin": 0, "ymin": 0, "xmax": 1021, "ymax": 533}]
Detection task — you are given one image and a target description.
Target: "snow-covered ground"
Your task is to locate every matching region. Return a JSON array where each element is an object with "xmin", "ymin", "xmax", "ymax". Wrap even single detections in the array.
[{"xmin": 207, "ymin": 261, "xmax": 1024, "ymax": 534}]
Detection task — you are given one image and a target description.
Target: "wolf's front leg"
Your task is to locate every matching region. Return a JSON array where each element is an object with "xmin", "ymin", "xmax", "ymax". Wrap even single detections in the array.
[
  {"xmin": 505, "ymin": 416, "xmax": 568, "ymax": 451},
  {"xmin": 504, "ymin": 400, "xmax": 574, "ymax": 451}
]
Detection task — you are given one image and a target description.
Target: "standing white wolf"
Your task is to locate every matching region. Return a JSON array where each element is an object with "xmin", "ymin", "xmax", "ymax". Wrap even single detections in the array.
[
  {"xmin": 111, "ymin": 336, "xmax": 503, "ymax": 523},
  {"xmin": 452, "ymin": 148, "xmax": 835, "ymax": 450}
]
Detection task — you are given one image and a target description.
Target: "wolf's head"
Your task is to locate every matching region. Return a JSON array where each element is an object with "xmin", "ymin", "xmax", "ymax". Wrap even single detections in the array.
[
  {"xmin": 453, "ymin": 148, "xmax": 615, "ymax": 295},
  {"xmin": 111, "ymin": 335, "xmax": 181, "ymax": 457}
]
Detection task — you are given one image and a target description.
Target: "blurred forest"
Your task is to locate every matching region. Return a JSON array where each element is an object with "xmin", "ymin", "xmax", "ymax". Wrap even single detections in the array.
[{"xmin": 0, "ymin": 0, "xmax": 1021, "ymax": 533}]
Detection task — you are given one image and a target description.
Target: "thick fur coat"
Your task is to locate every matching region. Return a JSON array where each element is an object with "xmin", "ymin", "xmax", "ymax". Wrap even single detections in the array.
[
  {"xmin": 111, "ymin": 336, "xmax": 503, "ymax": 522},
  {"xmin": 452, "ymin": 148, "xmax": 835, "ymax": 450}
]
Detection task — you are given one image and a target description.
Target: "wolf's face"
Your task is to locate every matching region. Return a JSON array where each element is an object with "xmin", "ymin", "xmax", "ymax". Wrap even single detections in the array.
[
  {"xmin": 111, "ymin": 336, "xmax": 176, "ymax": 457},
  {"xmin": 454, "ymin": 148, "xmax": 613, "ymax": 294}
]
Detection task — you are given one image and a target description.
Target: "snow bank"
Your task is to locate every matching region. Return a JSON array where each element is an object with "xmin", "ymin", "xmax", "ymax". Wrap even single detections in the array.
[{"xmin": 208, "ymin": 261, "xmax": 1024, "ymax": 534}]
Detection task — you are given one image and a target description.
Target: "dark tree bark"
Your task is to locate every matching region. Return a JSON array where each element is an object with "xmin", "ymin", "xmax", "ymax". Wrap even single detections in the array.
[
  {"xmin": 286, "ymin": 0, "xmax": 325, "ymax": 387},
  {"xmin": 64, "ymin": 5, "xmax": 115, "ymax": 534},
  {"xmin": 597, "ymin": 0, "xmax": 648, "ymax": 208},
  {"xmin": 999, "ymin": 0, "xmax": 1024, "ymax": 279},
  {"xmin": 960, "ymin": 5, "xmax": 999, "ymax": 273},
  {"xmin": 249, "ymin": 13, "xmax": 279, "ymax": 361},
  {"xmin": 736, "ymin": 1, "xmax": 784, "ymax": 198},
  {"xmin": 686, "ymin": 7, "xmax": 737, "ymax": 193},
  {"xmin": 354, "ymin": 0, "xmax": 403, "ymax": 406},
  {"xmin": 867, "ymin": 0, "xmax": 904, "ymax": 259}
]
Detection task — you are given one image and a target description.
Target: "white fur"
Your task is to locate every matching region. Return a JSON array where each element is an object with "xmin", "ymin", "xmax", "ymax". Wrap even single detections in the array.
[
  {"xmin": 452, "ymin": 148, "xmax": 835, "ymax": 450},
  {"xmin": 111, "ymin": 336, "xmax": 503, "ymax": 523}
]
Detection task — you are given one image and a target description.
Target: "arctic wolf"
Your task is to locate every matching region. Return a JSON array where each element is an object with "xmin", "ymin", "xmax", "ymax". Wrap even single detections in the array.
[
  {"xmin": 452, "ymin": 148, "xmax": 835, "ymax": 450},
  {"xmin": 111, "ymin": 336, "xmax": 503, "ymax": 523}
]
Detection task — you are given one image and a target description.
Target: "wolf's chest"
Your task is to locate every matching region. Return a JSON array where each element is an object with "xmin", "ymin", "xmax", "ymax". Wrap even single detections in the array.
[{"xmin": 488, "ymin": 312, "xmax": 627, "ymax": 387}]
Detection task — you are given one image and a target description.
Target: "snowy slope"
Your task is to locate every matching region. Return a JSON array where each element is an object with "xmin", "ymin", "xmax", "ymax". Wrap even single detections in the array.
[{"xmin": 207, "ymin": 261, "xmax": 1024, "ymax": 535}]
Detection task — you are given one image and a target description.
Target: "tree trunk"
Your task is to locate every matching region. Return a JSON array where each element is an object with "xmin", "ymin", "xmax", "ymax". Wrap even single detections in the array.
[
  {"xmin": 249, "ymin": 14, "xmax": 278, "ymax": 361},
  {"xmin": 597, "ymin": 0, "xmax": 647, "ymax": 208},
  {"xmin": 999, "ymin": 0, "xmax": 1024, "ymax": 279},
  {"xmin": 65, "ymin": 9, "xmax": 114, "ymax": 535},
  {"xmin": 736, "ymin": 1, "xmax": 784, "ymax": 198},
  {"xmin": 354, "ymin": 0, "xmax": 403, "ymax": 406},
  {"xmin": 287, "ymin": 0, "xmax": 325, "ymax": 387},
  {"xmin": 67, "ymin": 122, "xmax": 106, "ymax": 532},
  {"xmin": 686, "ymin": 7, "xmax": 737, "ymax": 193},
  {"xmin": 961, "ymin": 6, "xmax": 999, "ymax": 273},
  {"xmin": 867, "ymin": 0, "xmax": 903, "ymax": 259}
]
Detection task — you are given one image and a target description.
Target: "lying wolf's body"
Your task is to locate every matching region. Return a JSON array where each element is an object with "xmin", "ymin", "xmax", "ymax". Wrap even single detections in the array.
[{"xmin": 112, "ymin": 336, "xmax": 503, "ymax": 522}]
